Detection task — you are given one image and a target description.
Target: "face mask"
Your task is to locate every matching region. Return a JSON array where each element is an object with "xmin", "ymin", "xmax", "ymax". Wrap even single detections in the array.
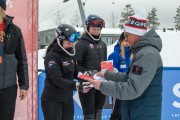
[
  {"xmin": 65, "ymin": 47, "xmax": 73, "ymax": 53},
  {"xmin": 92, "ymin": 35, "xmax": 100, "ymax": 39}
]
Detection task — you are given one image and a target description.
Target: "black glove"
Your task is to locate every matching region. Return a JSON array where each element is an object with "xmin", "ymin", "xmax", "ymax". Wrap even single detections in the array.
[{"xmin": 77, "ymin": 82, "xmax": 93, "ymax": 92}]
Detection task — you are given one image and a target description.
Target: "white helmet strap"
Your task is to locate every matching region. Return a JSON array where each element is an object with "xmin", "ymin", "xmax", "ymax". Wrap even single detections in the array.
[
  {"xmin": 56, "ymin": 38, "xmax": 76, "ymax": 56},
  {"xmin": 86, "ymin": 30, "xmax": 101, "ymax": 41}
]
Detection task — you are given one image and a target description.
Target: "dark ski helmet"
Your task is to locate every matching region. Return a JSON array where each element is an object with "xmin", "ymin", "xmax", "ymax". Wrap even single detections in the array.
[
  {"xmin": 55, "ymin": 24, "xmax": 80, "ymax": 43},
  {"xmin": 55, "ymin": 24, "xmax": 80, "ymax": 56},
  {"xmin": 85, "ymin": 14, "xmax": 105, "ymax": 28}
]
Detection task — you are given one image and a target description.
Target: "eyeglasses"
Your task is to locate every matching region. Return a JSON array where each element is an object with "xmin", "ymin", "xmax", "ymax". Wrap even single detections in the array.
[
  {"xmin": 68, "ymin": 32, "xmax": 80, "ymax": 42},
  {"xmin": 89, "ymin": 19, "xmax": 105, "ymax": 28}
]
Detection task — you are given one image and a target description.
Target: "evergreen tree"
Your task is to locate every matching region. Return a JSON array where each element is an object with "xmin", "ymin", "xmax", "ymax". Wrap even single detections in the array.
[
  {"xmin": 174, "ymin": 6, "xmax": 180, "ymax": 31},
  {"xmin": 146, "ymin": 8, "xmax": 160, "ymax": 29},
  {"xmin": 119, "ymin": 4, "xmax": 134, "ymax": 29}
]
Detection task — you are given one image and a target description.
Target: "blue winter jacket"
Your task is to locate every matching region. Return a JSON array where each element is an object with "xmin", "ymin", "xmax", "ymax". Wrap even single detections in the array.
[{"xmin": 108, "ymin": 41, "xmax": 131, "ymax": 72}]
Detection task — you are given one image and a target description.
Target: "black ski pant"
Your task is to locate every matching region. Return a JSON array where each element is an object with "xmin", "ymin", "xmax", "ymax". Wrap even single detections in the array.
[
  {"xmin": 0, "ymin": 85, "xmax": 17, "ymax": 120},
  {"xmin": 110, "ymin": 98, "xmax": 121, "ymax": 120},
  {"xmin": 78, "ymin": 88, "xmax": 106, "ymax": 118},
  {"xmin": 41, "ymin": 101, "xmax": 74, "ymax": 120}
]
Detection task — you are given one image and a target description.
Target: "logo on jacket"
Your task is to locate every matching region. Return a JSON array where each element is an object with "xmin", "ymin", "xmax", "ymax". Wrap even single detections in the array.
[
  {"xmin": 48, "ymin": 60, "xmax": 57, "ymax": 68},
  {"xmin": 132, "ymin": 65, "xmax": 143, "ymax": 75},
  {"xmin": 63, "ymin": 61, "xmax": 70, "ymax": 66},
  {"xmin": 99, "ymin": 45, "xmax": 102, "ymax": 48},
  {"xmin": 89, "ymin": 44, "xmax": 94, "ymax": 49}
]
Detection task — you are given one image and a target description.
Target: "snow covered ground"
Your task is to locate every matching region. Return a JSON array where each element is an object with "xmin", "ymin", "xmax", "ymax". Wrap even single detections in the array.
[{"xmin": 38, "ymin": 30, "xmax": 180, "ymax": 71}]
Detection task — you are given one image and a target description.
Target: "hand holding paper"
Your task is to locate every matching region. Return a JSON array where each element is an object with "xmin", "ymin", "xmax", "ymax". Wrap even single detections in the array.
[
  {"xmin": 84, "ymin": 77, "xmax": 103, "ymax": 90},
  {"xmin": 77, "ymin": 71, "xmax": 105, "ymax": 90}
]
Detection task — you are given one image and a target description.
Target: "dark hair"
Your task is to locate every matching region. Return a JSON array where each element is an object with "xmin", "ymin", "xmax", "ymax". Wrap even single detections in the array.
[
  {"xmin": 45, "ymin": 39, "xmax": 57, "ymax": 58},
  {"xmin": 119, "ymin": 32, "xmax": 125, "ymax": 43}
]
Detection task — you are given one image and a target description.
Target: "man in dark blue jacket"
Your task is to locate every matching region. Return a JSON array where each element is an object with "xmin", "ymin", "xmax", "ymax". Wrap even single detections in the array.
[{"xmin": 0, "ymin": 0, "xmax": 29, "ymax": 119}]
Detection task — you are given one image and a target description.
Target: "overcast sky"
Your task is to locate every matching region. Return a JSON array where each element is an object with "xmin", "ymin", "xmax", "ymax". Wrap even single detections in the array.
[{"xmin": 39, "ymin": 0, "xmax": 180, "ymax": 31}]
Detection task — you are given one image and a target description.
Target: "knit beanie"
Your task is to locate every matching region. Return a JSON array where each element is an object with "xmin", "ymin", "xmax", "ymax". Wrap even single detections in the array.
[
  {"xmin": 124, "ymin": 7, "xmax": 148, "ymax": 36},
  {"xmin": 0, "ymin": 0, "xmax": 6, "ymax": 10}
]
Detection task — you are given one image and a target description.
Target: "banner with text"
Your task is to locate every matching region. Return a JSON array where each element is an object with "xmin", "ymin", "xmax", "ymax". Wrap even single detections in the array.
[{"xmin": 38, "ymin": 68, "xmax": 180, "ymax": 120}]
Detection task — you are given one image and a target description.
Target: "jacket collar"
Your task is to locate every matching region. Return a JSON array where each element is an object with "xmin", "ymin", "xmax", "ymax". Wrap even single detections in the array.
[{"xmin": 4, "ymin": 15, "xmax": 14, "ymax": 31}]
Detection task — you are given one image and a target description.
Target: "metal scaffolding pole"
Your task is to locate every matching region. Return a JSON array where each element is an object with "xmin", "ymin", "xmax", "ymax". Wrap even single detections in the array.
[
  {"xmin": 77, "ymin": 0, "xmax": 86, "ymax": 31},
  {"xmin": 64, "ymin": 0, "xmax": 86, "ymax": 30}
]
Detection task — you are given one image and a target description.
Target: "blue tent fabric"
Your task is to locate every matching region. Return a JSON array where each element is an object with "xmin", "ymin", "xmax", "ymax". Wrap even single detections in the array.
[{"xmin": 38, "ymin": 70, "xmax": 46, "ymax": 120}]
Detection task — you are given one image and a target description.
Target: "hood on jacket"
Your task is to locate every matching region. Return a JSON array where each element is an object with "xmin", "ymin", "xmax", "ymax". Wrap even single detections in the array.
[{"xmin": 131, "ymin": 29, "xmax": 162, "ymax": 53}]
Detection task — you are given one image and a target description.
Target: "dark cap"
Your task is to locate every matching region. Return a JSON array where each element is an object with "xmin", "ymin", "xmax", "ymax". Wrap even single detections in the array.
[{"xmin": 0, "ymin": 0, "xmax": 6, "ymax": 10}]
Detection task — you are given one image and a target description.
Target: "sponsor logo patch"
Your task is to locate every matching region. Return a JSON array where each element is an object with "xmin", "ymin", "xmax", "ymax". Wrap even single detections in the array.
[
  {"xmin": 132, "ymin": 65, "xmax": 143, "ymax": 75},
  {"xmin": 89, "ymin": 44, "xmax": 94, "ymax": 49},
  {"xmin": 48, "ymin": 60, "xmax": 57, "ymax": 68},
  {"xmin": 63, "ymin": 61, "xmax": 70, "ymax": 66}
]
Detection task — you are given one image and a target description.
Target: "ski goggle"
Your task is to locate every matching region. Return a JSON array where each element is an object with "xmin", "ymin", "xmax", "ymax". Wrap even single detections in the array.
[
  {"xmin": 88, "ymin": 19, "xmax": 105, "ymax": 28},
  {"xmin": 68, "ymin": 32, "xmax": 81, "ymax": 42}
]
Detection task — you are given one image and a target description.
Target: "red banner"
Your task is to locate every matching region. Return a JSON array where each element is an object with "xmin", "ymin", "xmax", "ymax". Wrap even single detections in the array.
[{"xmin": 6, "ymin": 0, "xmax": 38, "ymax": 120}]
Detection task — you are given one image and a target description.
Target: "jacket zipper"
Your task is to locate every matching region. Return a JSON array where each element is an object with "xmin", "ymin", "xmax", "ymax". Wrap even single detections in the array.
[
  {"xmin": 2, "ymin": 19, "xmax": 9, "ymax": 88},
  {"xmin": 2, "ymin": 42, "xmax": 5, "ymax": 88},
  {"xmin": 97, "ymin": 44, "xmax": 101, "ymax": 70},
  {"xmin": 97, "ymin": 44, "xmax": 101, "ymax": 63},
  {"xmin": 7, "ymin": 34, "xmax": 10, "ymax": 50}
]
